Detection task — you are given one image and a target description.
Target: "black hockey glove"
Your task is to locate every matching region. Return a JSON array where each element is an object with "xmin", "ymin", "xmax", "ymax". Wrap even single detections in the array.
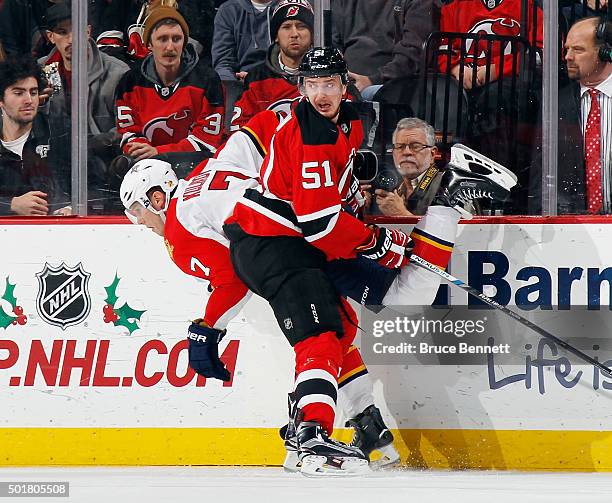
[{"xmin": 187, "ymin": 319, "xmax": 231, "ymax": 382}]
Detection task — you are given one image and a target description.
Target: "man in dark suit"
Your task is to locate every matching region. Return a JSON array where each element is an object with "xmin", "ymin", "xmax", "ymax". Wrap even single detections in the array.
[{"xmin": 529, "ymin": 16, "xmax": 612, "ymax": 214}]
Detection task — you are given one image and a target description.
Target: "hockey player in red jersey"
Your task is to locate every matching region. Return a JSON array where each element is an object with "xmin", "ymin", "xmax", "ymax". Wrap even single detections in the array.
[
  {"xmin": 120, "ymin": 109, "xmax": 406, "ymax": 471},
  {"xmin": 223, "ymin": 47, "xmax": 517, "ymax": 475},
  {"xmin": 115, "ymin": 5, "xmax": 225, "ymax": 161},
  {"xmin": 438, "ymin": 0, "xmax": 543, "ymax": 89}
]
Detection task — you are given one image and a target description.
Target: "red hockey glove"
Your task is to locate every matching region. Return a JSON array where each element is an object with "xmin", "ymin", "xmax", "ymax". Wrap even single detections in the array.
[{"xmin": 356, "ymin": 225, "xmax": 411, "ymax": 269}]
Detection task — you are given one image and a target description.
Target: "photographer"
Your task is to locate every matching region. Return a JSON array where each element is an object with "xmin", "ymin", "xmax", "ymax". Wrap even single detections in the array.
[{"xmin": 363, "ymin": 117, "xmax": 437, "ymax": 217}]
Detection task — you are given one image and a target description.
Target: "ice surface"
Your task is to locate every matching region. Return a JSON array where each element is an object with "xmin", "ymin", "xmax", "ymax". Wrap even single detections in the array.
[{"xmin": 1, "ymin": 467, "xmax": 611, "ymax": 503}]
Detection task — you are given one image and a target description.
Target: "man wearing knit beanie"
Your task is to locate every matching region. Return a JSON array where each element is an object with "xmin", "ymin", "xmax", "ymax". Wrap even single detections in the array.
[
  {"xmin": 270, "ymin": 0, "xmax": 314, "ymax": 42},
  {"xmin": 142, "ymin": 2, "xmax": 190, "ymax": 48},
  {"xmin": 115, "ymin": 1, "xmax": 225, "ymax": 161},
  {"xmin": 232, "ymin": 0, "xmax": 359, "ymax": 128}
]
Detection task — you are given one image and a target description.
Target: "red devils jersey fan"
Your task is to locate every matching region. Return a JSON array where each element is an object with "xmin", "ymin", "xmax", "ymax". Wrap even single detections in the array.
[
  {"xmin": 232, "ymin": 0, "xmax": 314, "ymax": 128},
  {"xmin": 438, "ymin": 0, "xmax": 543, "ymax": 84},
  {"xmin": 224, "ymin": 47, "xmax": 411, "ymax": 476},
  {"xmin": 115, "ymin": 4, "xmax": 224, "ymax": 161}
]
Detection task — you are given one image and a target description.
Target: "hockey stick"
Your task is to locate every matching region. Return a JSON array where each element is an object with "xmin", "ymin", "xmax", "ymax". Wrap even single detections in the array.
[{"xmin": 409, "ymin": 254, "xmax": 612, "ymax": 376}]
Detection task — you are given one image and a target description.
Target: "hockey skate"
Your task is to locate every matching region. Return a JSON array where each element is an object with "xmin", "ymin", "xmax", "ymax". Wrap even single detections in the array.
[
  {"xmin": 279, "ymin": 422, "xmax": 300, "ymax": 473},
  {"xmin": 408, "ymin": 143, "xmax": 518, "ymax": 218},
  {"xmin": 345, "ymin": 405, "xmax": 400, "ymax": 470},
  {"xmin": 296, "ymin": 421, "xmax": 370, "ymax": 477}
]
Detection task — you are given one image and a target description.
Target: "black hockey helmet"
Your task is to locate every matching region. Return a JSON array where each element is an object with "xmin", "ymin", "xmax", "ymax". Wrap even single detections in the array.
[{"xmin": 298, "ymin": 47, "xmax": 348, "ymax": 84}]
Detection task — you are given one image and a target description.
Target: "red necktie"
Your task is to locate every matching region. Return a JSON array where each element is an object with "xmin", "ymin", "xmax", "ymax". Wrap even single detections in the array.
[{"xmin": 585, "ymin": 88, "xmax": 602, "ymax": 214}]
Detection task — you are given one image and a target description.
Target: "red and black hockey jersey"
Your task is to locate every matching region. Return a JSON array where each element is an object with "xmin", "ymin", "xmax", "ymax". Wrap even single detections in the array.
[
  {"xmin": 232, "ymin": 43, "xmax": 364, "ymax": 129},
  {"xmin": 115, "ymin": 45, "xmax": 225, "ymax": 155},
  {"xmin": 438, "ymin": 0, "xmax": 543, "ymax": 77},
  {"xmin": 227, "ymin": 99, "xmax": 373, "ymax": 261},
  {"xmin": 232, "ymin": 45, "xmax": 301, "ymax": 129}
]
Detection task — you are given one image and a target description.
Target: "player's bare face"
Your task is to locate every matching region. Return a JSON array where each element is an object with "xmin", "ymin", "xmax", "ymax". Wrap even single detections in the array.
[
  {"xmin": 0, "ymin": 78, "xmax": 39, "ymax": 127},
  {"xmin": 126, "ymin": 202, "xmax": 165, "ymax": 236},
  {"xmin": 277, "ymin": 20, "xmax": 311, "ymax": 59},
  {"xmin": 149, "ymin": 24, "xmax": 185, "ymax": 70},
  {"xmin": 302, "ymin": 76, "xmax": 345, "ymax": 121},
  {"xmin": 392, "ymin": 128, "xmax": 435, "ymax": 179},
  {"xmin": 565, "ymin": 21, "xmax": 603, "ymax": 84}
]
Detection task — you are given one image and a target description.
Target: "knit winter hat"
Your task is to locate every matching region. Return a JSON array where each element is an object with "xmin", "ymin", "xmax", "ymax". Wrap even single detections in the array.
[
  {"xmin": 143, "ymin": 2, "xmax": 190, "ymax": 46},
  {"xmin": 270, "ymin": 0, "xmax": 314, "ymax": 41}
]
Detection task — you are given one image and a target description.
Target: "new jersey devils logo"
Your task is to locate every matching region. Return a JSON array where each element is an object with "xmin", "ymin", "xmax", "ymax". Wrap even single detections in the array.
[
  {"xmin": 286, "ymin": 5, "xmax": 300, "ymax": 16},
  {"xmin": 465, "ymin": 18, "xmax": 521, "ymax": 63},
  {"xmin": 143, "ymin": 110, "xmax": 192, "ymax": 143}
]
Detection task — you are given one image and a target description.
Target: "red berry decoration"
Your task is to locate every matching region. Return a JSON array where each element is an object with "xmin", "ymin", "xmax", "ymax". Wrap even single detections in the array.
[
  {"xmin": 11, "ymin": 320, "xmax": 17, "ymax": 326},
  {"xmin": 13, "ymin": 306, "xmax": 23, "ymax": 315},
  {"xmin": 17, "ymin": 315, "xmax": 26, "ymax": 325},
  {"xmin": 103, "ymin": 304, "xmax": 113, "ymax": 315}
]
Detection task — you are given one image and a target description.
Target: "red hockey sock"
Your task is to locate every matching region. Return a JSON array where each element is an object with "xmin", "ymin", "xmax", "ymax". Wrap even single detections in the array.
[{"xmin": 293, "ymin": 331, "xmax": 343, "ymax": 434}]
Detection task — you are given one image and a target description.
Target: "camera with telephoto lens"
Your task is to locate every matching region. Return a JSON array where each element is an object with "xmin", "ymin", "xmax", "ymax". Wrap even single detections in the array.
[{"xmin": 353, "ymin": 149, "xmax": 403, "ymax": 193}]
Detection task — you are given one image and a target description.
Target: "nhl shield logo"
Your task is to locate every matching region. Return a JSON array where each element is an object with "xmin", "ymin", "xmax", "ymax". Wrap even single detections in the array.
[{"xmin": 36, "ymin": 262, "xmax": 91, "ymax": 330}]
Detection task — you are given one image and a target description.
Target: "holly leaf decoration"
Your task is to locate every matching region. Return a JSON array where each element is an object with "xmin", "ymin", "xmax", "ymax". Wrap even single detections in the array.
[
  {"xmin": 0, "ymin": 306, "xmax": 16, "ymax": 330},
  {"xmin": 2, "ymin": 277, "xmax": 17, "ymax": 308},
  {"xmin": 112, "ymin": 302, "xmax": 146, "ymax": 335},
  {"xmin": 104, "ymin": 274, "xmax": 120, "ymax": 306}
]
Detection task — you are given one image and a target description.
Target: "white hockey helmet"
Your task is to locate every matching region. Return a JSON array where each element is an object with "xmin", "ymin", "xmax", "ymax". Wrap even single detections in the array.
[{"xmin": 120, "ymin": 159, "xmax": 178, "ymax": 224}]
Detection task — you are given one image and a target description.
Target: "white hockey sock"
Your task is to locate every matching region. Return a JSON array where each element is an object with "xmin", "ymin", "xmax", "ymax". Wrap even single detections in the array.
[
  {"xmin": 382, "ymin": 206, "xmax": 460, "ymax": 306},
  {"xmin": 338, "ymin": 373, "xmax": 375, "ymax": 420}
]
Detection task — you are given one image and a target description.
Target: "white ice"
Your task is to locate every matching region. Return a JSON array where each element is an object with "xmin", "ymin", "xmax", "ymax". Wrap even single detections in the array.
[{"xmin": 1, "ymin": 467, "xmax": 611, "ymax": 503}]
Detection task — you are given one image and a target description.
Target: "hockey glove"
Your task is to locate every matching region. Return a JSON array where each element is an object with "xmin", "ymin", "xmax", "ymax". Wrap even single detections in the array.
[
  {"xmin": 344, "ymin": 176, "xmax": 367, "ymax": 217},
  {"xmin": 357, "ymin": 225, "xmax": 411, "ymax": 269},
  {"xmin": 187, "ymin": 319, "xmax": 231, "ymax": 382}
]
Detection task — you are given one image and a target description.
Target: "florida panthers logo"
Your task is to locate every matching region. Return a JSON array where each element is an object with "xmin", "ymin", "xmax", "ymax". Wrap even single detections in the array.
[
  {"xmin": 143, "ymin": 110, "xmax": 192, "ymax": 143},
  {"xmin": 464, "ymin": 18, "xmax": 521, "ymax": 64}
]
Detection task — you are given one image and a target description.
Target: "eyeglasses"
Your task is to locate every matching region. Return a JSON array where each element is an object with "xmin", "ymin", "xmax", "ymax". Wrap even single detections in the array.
[{"xmin": 389, "ymin": 142, "xmax": 434, "ymax": 153}]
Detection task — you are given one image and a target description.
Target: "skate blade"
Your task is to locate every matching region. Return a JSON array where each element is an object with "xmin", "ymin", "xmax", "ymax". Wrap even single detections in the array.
[
  {"xmin": 452, "ymin": 204, "xmax": 474, "ymax": 220},
  {"xmin": 300, "ymin": 455, "xmax": 371, "ymax": 477},
  {"xmin": 370, "ymin": 443, "xmax": 401, "ymax": 470},
  {"xmin": 450, "ymin": 143, "xmax": 518, "ymax": 190},
  {"xmin": 282, "ymin": 451, "xmax": 301, "ymax": 473}
]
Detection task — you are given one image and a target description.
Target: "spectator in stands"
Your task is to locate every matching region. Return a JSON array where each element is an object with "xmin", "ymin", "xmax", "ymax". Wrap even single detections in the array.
[
  {"xmin": 0, "ymin": 56, "xmax": 69, "ymax": 216},
  {"xmin": 95, "ymin": 0, "xmax": 216, "ymax": 65},
  {"xmin": 0, "ymin": 0, "xmax": 101, "ymax": 60},
  {"xmin": 231, "ymin": 0, "xmax": 314, "ymax": 127},
  {"xmin": 0, "ymin": 0, "xmax": 56, "ymax": 59},
  {"xmin": 438, "ymin": 0, "xmax": 543, "ymax": 90},
  {"xmin": 115, "ymin": 2, "xmax": 225, "ymax": 160},
  {"xmin": 332, "ymin": 0, "xmax": 440, "ymax": 101},
  {"xmin": 39, "ymin": 1, "xmax": 129, "ymax": 213},
  {"xmin": 531, "ymin": 16, "xmax": 612, "ymax": 214},
  {"xmin": 212, "ymin": 0, "xmax": 278, "ymax": 82},
  {"xmin": 364, "ymin": 118, "xmax": 437, "ymax": 217}
]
